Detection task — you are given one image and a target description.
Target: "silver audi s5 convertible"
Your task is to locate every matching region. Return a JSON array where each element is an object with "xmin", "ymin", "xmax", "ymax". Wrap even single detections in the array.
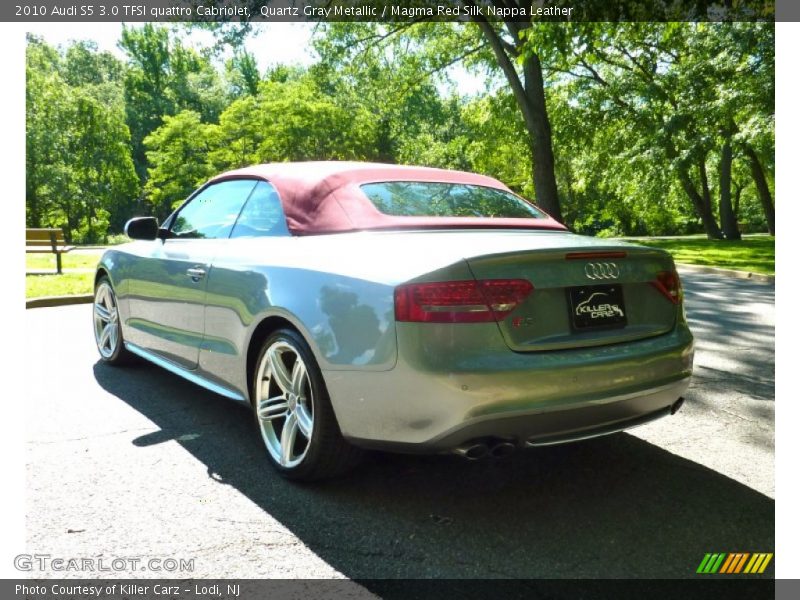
[{"xmin": 94, "ymin": 162, "xmax": 693, "ymax": 480}]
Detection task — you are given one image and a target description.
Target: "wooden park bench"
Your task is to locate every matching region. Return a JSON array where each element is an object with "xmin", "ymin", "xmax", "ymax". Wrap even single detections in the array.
[{"xmin": 25, "ymin": 228, "xmax": 75, "ymax": 274}]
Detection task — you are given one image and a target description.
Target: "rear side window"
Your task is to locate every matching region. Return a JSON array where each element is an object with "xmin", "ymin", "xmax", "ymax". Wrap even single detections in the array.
[
  {"xmin": 360, "ymin": 182, "xmax": 547, "ymax": 219},
  {"xmin": 230, "ymin": 181, "xmax": 290, "ymax": 238}
]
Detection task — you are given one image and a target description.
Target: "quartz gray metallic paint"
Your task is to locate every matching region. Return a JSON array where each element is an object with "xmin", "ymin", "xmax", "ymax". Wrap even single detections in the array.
[{"xmin": 97, "ymin": 229, "xmax": 693, "ymax": 451}]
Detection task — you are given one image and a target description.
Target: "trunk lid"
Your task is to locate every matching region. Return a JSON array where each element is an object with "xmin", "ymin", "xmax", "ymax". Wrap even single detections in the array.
[{"xmin": 464, "ymin": 240, "xmax": 679, "ymax": 351}]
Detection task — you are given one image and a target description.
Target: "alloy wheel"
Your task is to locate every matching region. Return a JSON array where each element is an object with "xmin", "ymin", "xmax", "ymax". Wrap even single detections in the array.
[
  {"xmin": 94, "ymin": 281, "xmax": 120, "ymax": 359},
  {"xmin": 255, "ymin": 340, "xmax": 315, "ymax": 468}
]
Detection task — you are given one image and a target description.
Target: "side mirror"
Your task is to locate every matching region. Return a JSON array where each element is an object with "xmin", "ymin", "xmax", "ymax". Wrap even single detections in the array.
[{"xmin": 124, "ymin": 217, "xmax": 159, "ymax": 241}]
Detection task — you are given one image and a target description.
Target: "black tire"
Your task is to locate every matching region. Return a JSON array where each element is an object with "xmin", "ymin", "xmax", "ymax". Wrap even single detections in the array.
[
  {"xmin": 93, "ymin": 276, "xmax": 135, "ymax": 365},
  {"xmin": 251, "ymin": 328, "xmax": 362, "ymax": 481}
]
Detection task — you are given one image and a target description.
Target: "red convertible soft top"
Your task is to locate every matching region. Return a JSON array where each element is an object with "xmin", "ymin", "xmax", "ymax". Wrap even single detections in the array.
[{"xmin": 210, "ymin": 161, "xmax": 567, "ymax": 235}]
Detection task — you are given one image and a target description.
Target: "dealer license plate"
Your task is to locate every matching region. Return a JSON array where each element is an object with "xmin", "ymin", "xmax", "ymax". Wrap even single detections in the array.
[{"xmin": 567, "ymin": 284, "xmax": 627, "ymax": 330}]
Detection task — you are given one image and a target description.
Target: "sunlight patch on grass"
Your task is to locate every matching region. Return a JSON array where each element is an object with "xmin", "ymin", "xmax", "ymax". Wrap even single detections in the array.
[
  {"xmin": 25, "ymin": 251, "xmax": 102, "ymax": 271},
  {"xmin": 630, "ymin": 236, "xmax": 774, "ymax": 274},
  {"xmin": 26, "ymin": 272, "xmax": 94, "ymax": 299}
]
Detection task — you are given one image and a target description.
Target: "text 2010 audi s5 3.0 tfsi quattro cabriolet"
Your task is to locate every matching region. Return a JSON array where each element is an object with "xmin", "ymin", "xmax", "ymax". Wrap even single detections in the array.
[{"xmin": 93, "ymin": 162, "xmax": 693, "ymax": 480}]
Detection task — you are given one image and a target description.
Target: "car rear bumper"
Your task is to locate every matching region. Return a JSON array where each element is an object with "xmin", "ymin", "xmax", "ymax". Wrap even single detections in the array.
[{"xmin": 323, "ymin": 322, "xmax": 694, "ymax": 451}]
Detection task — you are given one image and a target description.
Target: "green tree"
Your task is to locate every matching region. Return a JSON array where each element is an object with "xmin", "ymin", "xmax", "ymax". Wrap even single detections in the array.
[
  {"xmin": 144, "ymin": 110, "xmax": 215, "ymax": 216},
  {"xmin": 63, "ymin": 40, "xmax": 123, "ymax": 88},
  {"xmin": 226, "ymin": 50, "xmax": 261, "ymax": 97},
  {"xmin": 314, "ymin": 19, "xmax": 565, "ymax": 220},
  {"xmin": 26, "ymin": 36, "xmax": 138, "ymax": 242},
  {"xmin": 26, "ymin": 36, "xmax": 63, "ymax": 229},
  {"xmin": 143, "ymin": 73, "xmax": 379, "ymax": 215},
  {"xmin": 210, "ymin": 76, "xmax": 377, "ymax": 167},
  {"xmin": 539, "ymin": 22, "xmax": 773, "ymax": 239},
  {"xmin": 119, "ymin": 24, "xmax": 227, "ymax": 183}
]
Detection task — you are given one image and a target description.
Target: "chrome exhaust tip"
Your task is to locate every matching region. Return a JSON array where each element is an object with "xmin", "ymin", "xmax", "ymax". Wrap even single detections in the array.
[
  {"xmin": 453, "ymin": 443, "xmax": 490, "ymax": 460},
  {"xmin": 489, "ymin": 441, "xmax": 516, "ymax": 459}
]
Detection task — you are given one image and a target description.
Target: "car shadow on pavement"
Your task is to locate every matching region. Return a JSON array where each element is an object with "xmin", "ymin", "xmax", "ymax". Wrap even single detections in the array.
[{"xmin": 93, "ymin": 361, "xmax": 774, "ymax": 580}]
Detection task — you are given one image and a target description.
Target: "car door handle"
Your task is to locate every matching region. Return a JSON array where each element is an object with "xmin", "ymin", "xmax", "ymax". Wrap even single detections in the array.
[{"xmin": 186, "ymin": 267, "xmax": 206, "ymax": 282}]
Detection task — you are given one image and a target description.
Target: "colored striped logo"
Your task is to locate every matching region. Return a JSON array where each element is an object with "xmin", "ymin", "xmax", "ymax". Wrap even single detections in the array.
[{"xmin": 696, "ymin": 553, "xmax": 773, "ymax": 574}]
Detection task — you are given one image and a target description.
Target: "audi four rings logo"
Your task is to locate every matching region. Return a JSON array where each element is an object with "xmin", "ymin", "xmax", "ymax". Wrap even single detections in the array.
[{"xmin": 584, "ymin": 262, "xmax": 620, "ymax": 280}]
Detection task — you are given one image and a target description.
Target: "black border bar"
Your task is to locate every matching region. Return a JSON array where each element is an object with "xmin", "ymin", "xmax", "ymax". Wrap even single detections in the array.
[
  {"xmin": 2, "ymin": 578, "xmax": 786, "ymax": 600},
  {"xmin": 2, "ymin": 0, "xmax": 784, "ymax": 23}
]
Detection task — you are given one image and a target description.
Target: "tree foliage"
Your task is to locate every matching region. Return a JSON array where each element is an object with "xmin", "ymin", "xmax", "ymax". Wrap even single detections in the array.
[
  {"xmin": 119, "ymin": 24, "xmax": 229, "ymax": 182},
  {"xmin": 143, "ymin": 74, "xmax": 379, "ymax": 216},
  {"xmin": 26, "ymin": 35, "xmax": 138, "ymax": 243},
  {"xmin": 25, "ymin": 22, "xmax": 774, "ymax": 243},
  {"xmin": 535, "ymin": 22, "xmax": 774, "ymax": 237}
]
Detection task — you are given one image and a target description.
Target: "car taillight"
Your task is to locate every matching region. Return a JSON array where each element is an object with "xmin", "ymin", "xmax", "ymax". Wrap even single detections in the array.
[
  {"xmin": 651, "ymin": 269, "xmax": 683, "ymax": 304},
  {"xmin": 394, "ymin": 279, "xmax": 534, "ymax": 323}
]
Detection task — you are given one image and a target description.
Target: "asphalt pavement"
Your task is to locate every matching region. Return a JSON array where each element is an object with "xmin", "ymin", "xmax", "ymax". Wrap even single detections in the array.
[
  {"xmin": 23, "ymin": 270, "xmax": 774, "ymax": 580},
  {"xmin": 631, "ymin": 271, "xmax": 775, "ymax": 497}
]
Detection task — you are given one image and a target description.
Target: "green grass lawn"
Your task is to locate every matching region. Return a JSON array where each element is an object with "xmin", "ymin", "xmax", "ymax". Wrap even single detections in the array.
[
  {"xmin": 26, "ymin": 272, "xmax": 94, "ymax": 299},
  {"xmin": 26, "ymin": 251, "xmax": 101, "ymax": 271},
  {"xmin": 627, "ymin": 235, "xmax": 774, "ymax": 274},
  {"xmin": 26, "ymin": 249, "xmax": 102, "ymax": 298}
]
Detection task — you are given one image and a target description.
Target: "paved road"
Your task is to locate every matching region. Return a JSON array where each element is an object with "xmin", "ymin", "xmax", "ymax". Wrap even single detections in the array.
[
  {"xmin": 631, "ymin": 271, "xmax": 775, "ymax": 497},
  {"xmin": 24, "ymin": 270, "xmax": 774, "ymax": 581}
]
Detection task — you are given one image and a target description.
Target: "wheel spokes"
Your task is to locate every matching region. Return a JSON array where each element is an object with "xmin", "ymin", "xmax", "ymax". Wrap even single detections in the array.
[
  {"xmin": 99, "ymin": 323, "xmax": 112, "ymax": 350},
  {"xmin": 104, "ymin": 290, "xmax": 117, "ymax": 321},
  {"xmin": 257, "ymin": 340, "xmax": 315, "ymax": 468},
  {"xmin": 94, "ymin": 302, "xmax": 111, "ymax": 322},
  {"xmin": 105, "ymin": 287, "xmax": 115, "ymax": 310},
  {"xmin": 290, "ymin": 359, "xmax": 307, "ymax": 397},
  {"xmin": 267, "ymin": 346, "xmax": 293, "ymax": 393},
  {"xmin": 94, "ymin": 283, "xmax": 120, "ymax": 358},
  {"xmin": 279, "ymin": 412, "xmax": 299, "ymax": 466},
  {"xmin": 109, "ymin": 325, "xmax": 118, "ymax": 352},
  {"xmin": 257, "ymin": 395, "xmax": 289, "ymax": 421},
  {"xmin": 295, "ymin": 404, "xmax": 313, "ymax": 438}
]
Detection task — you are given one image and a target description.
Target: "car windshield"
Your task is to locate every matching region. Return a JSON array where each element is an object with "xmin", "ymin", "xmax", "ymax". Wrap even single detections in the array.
[{"xmin": 360, "ymin": 182, "xmax": 547, "ymax": 219}]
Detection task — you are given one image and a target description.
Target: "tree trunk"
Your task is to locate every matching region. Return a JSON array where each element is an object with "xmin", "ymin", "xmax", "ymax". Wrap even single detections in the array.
[
  {"xmin": 743, "ymin": 144, "xmax": 775, "ymax": 235},
  {"xmin": 718, "ymin": 132, "xmax": 741, "ymax": 240},
  {"xmin": 26, "ymin": 155, "xmax": 43, "ymax": 227},
  {"xmin": 522, "ymin": 53, "xmax": 563, "ymax": 223},
  {"xmin": 563, "ymin": 162, "xmax": 576, "ymax": 224},
  {"xmin": 663, "ymin": 136, "xmax": 722, "ymax": 239},
  {"xmin": 26, "ymin": 189, "xmax": 42, "ymax": 228},
  {"xmin": 679, "ymin": 165, "xmax": 724, "ymax": 240},
  {"xmin": 64, "ymin": 214, "xmax": 77, "ymax": 244},
  {"xmin": 733, "ymin": 180, "xmax": 742, "ymax": 219},
  {"xmin": 473, "ymin": 18, "xmax": 562, "ymax": 223},
  {"xmin": 699, "ymin": 159, "xmax": 725, "ymax": 239}
]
